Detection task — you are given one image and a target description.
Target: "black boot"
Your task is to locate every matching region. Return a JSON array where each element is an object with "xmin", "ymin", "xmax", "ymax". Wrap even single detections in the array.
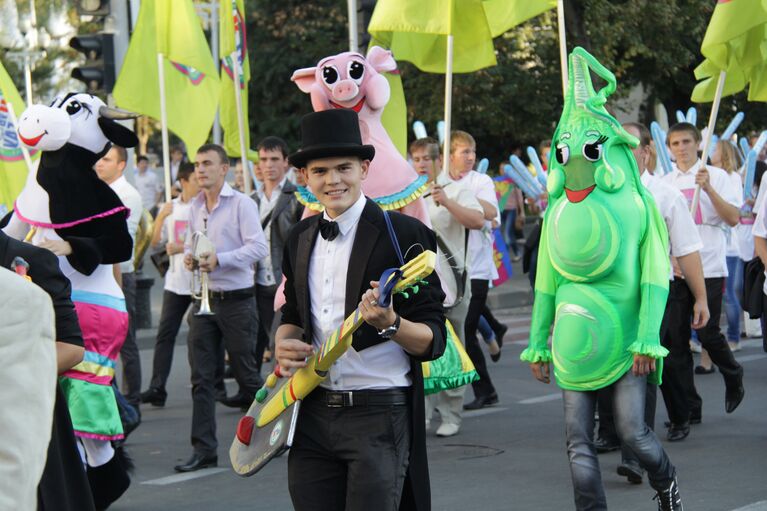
[
  {"xmin": 87, "ymin": 446, "xmax": 133, "ymax": 510},
  {"xmin": 653, "ymin": 477, "xmax": 683, "ymax": 511}
]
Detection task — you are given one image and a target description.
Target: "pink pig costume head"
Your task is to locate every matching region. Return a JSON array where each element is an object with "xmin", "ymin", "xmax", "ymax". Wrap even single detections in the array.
[
  {"xmin": 291, "ymin": 47, "xmax": 395, "ymax": 115},
  {"xmin": 291, "ymin": 47, "xmax": 430, "ymax": 226}
]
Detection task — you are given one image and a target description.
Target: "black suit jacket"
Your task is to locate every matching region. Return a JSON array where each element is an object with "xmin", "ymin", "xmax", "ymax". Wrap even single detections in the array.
[
  {"xmin": 250, "ymin": 180, "xmax": 303, "ymax": 284},
  {"xmin": 280, "ymin": 198, "xmax": 446, "ymax": 511},
  {"xmin": 0, "ymin": 230, "xmax": 82, "ymax": 346}
]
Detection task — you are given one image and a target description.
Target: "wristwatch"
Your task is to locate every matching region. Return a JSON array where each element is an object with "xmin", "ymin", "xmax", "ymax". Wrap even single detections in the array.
[{"xmin": 378, "ymin": 313, "xmax": 401, "ymax": 340}]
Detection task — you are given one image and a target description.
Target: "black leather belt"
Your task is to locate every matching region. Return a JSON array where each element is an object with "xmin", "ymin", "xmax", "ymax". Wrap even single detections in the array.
[
  {"xmin": 202, "ymin": 287, "xmax": 255, "ymax": 301},
  {"xmin": 311, "ymin": 387, "xmax": 409, "ymax": 407}
]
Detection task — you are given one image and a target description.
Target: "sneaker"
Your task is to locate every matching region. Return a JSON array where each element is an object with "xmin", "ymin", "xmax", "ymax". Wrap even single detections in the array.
[
  {"xmin": 653, "ymin": 477, "xmax": 683, "ymax": 510},
  {"xmin": 689, "ymin": 341, "xmax": 701, "ymax": 354},
  {"xmin": 436, "ymin": 422, "xmax": 460, "ymax": 437},
  {"xmin": 728, "ymin": 341, "xmax": 742, "ymax": 352}
]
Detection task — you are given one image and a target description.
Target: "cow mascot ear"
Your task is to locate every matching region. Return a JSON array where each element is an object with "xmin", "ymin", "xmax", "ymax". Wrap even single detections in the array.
[{"xmin": 97, "ymin": 106, "xmax": 139, "ymax": 148}]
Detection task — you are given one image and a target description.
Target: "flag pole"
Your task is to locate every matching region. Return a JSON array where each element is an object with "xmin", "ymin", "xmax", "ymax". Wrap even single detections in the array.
[
  {"xmin": 211, "ymin": 0, "xmax": 222, "ymax": 145},
  {"xmin": 690, "ymin": 70, "xmax": 726, "ymax": 219},
  {"xmin": 5, "ymin": 102, "xmax": 34, "ymax": 174},
  {"xmin": 231, "ymin": 50, "xmax": 251, "ymax": 195},
  {"xmin": 157, "ymin": 52, "xmax": 175, "ymax": 271},
  {"xmin": 441, "ymin": 1, "xmax": 454, "ymax": 179},
  {"xmin": 347, "ymin": 0, "xmax": 359, "ymax": 52},
  {"xmin": 557, "ymin": 0, "xmax": 568, "ymax": 95}
]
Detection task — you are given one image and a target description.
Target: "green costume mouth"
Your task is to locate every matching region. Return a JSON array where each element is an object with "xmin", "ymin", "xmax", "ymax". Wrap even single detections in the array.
[{"xmin": 565, "ymin": 185, "xmax": 596, "ymax": 203}]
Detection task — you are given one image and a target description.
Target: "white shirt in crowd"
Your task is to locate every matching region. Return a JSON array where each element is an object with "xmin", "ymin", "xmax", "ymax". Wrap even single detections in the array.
[
  {"xmin": 158, "ymin": 198, "xmax": 193, "ymax": 295},
  {"xmin": 641, "ymin": 171, "xmax": 703, "ymax": 280},
  {"xmin": 661, "ymin": 160, "xmax": 740, "ymax": 278},
  {"xmin": 309, "ymin": 193, "xmax": 411, "ymax": 391},
  {"xmin": 255, "ymin": 176, "xmax": 287, "ymax": 287},
  {"xmin": 110, "ymin": 175, "xmax": 143, "ymax": 274},
  {"xmin": 134, "ymin": 169, "xmax": 162, "ymax": 211},
  {"xmin": 751, "ymin": 189, "xmax": 767, "ymax": 294},
  {"xmin": 448, "ymin": 170, "xmax": 500, "ymax": 281},
  {"xmin": 428, "ymin": 174, "xmax": 483, "ymax": 306}
]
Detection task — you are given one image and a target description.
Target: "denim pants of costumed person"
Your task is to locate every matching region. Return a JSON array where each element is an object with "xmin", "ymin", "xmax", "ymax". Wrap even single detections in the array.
[
  {"xmin": 563, "ymin": 371, "xmax": 675, "ymax": 510},
  {"xmin": 724, "ymin": 256, "xmax": 744, "ymax": 343},
  {"xmin": 501, "ymin": 209, "xmax": 520, "ymax": 257}
]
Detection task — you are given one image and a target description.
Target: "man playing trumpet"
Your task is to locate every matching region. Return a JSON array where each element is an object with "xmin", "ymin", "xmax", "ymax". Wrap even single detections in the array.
[{"xmin": 177, "ymin": 144, "xmax": 268, "ymax": 472}]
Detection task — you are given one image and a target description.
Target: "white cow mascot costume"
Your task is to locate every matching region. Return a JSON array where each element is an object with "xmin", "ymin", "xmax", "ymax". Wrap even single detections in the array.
[{"xmin": 2, "ymin": 93, "xmax": 137, "ymax": 509}]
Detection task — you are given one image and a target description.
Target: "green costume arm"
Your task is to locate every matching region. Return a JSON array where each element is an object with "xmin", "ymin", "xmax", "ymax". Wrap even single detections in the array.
[
  {"xmin": 520, "ymin": 215, "xmax": 555, "ymax": 364},
  {"xmin": 628, "ymin": 195, "xmax": 670, "ymax": 361}
]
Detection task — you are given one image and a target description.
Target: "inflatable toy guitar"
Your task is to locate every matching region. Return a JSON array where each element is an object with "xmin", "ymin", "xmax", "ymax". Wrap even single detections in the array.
[{"xmin": 230, "ymin": 249, "xmax": 437, "ymax": 476}]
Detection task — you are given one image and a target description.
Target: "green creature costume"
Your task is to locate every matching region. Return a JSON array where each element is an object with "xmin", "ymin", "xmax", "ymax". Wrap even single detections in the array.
[{"xmin": 520, "ymin": 48, "xmax": 670, "ymax": 390}]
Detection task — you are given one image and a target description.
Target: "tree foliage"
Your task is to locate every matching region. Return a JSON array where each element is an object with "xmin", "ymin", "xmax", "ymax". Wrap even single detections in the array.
[{"xmin": 244, "ymin": 0, "xmax": 767, "ymax": 163}]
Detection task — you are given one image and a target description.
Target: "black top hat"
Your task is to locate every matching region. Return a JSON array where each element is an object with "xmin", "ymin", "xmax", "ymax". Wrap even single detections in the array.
[{"xmin": 288, "ymin": 109, "xmax": 375, "ymax": 168}]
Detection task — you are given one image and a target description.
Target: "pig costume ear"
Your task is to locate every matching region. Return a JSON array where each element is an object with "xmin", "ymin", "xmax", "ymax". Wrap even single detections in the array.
[
  {"xmin": 291, "ymin": 67, "xmax": 317, "ymax": 93},
  {"xmin": 366, "ymin": 46, "xmax": 397, "ymax": 73}
]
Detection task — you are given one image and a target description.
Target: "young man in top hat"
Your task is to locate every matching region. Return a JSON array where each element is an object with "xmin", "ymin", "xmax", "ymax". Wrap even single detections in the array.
[{"xmin": 275, "ymin": 108, "xmax": 446, "ymax": 511}]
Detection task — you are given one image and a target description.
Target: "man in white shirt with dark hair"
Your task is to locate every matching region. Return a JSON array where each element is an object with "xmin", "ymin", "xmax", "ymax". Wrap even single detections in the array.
[{"xmin": 95, "ymin": 145, "xmax": 144, "ymax": 410}]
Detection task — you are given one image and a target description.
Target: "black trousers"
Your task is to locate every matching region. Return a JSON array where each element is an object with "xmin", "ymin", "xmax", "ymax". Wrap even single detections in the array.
[
  {"xmin": 148, "ymin": 291, "xmax": 193, "ymax": 396},
  {"xmin": 464, "ymin": 279, "xmax": 496, "ymax": 398},
  {"xmin": 660, "ymin": 277, "xmax": 743, "ymax": 424},
  {"xmin": 188, "ymin": 295, "xmax": 261, "ymax": 456},
  {"xmin": 255, "ymin": 284, "xmax": 277, "ymax": 374},
  {"xmin": 119, "ymin": 271, "xmax": 141, "ymax": 406},
  {"xmin": 288, "ymin": 393, "xmax": 411, "ymax": 511}
]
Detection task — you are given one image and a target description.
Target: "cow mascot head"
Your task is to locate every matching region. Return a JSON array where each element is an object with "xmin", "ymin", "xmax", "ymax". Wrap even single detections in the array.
[{"xmin": 9, "ymin": 93, "xmax": 138, "ymax": 275}]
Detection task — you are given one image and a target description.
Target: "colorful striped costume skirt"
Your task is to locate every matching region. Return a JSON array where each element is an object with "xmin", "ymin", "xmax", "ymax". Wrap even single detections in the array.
[{"xmin": 60, "ymin": 290, "xmax": 128, "ymax": 441}]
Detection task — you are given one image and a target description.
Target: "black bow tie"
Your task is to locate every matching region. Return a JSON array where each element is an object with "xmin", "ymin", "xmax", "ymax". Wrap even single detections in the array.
[{"xmin": 319, "ymin": 217, "xmax": 340, "ymax": 241}]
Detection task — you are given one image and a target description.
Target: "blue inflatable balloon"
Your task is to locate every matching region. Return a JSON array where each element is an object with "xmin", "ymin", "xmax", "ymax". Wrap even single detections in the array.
[
  {"xmin": 721, "ymin": 112, "xmax": 745, "ymax": 141},
  {"xmin": 686, "ymin": 107, "xmax": 697, "ymax": 126},
  {"xmin": 651, "ymin": 122, "xmax": 673, "ymax": 176},
  {"xmin": 412, "ymin": 120, "xmax": 428, "ymax": 140}
]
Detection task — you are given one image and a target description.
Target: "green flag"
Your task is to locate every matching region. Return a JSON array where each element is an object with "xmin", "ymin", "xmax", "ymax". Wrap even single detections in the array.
[
  {"xmin": 219, "ymin": 0, "xmax": 254, "ymax": 159},
  {"xmin": 0, "ymin": 60, "xmax": 34, "ymax": 214},
  {"xmin": 113, "ymin": 0, "xmax": 220, "ymax": 156},
  {"xmin": 368, "ymin": 0, "xmax": 555, "ymax": 73},
  {"xmin": 691, "ymin": 0, "xmax": 767, "ymax": 102}
]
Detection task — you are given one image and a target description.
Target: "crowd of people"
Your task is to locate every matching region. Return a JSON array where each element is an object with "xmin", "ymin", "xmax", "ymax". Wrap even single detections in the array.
[{"xmin": 4, "ymin": 98, "xmax": 766, "ymax": 511}]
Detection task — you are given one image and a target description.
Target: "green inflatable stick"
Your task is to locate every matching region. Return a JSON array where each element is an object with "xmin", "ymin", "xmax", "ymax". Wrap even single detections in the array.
[{"xmin": 520, "ymin": 48, "xmax": 671, "ymax": 390}]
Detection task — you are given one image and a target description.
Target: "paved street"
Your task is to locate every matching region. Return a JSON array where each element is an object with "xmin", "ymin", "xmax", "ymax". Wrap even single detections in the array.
[{"xmin": 114, "ymin": 264, "xmax": 767, "ymax": 510}]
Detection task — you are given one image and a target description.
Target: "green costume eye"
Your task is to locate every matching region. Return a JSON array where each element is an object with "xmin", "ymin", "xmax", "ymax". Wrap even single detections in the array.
[
  {"xmin": 555, "ymin": 144, "xmax": 570, "ymax": 165},
  {"xmin": 582, "ymin": 136, "xmax": 607, "ymax": 162}
]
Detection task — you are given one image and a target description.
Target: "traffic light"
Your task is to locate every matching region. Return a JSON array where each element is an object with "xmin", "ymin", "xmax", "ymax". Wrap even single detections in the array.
[
  {"xmin": 75, "ymin": 0, "xmax": 110, "ymax": 17},
  {"xmin": 69, "ymin": 33, "xmax": 115, "ymax": 94}
]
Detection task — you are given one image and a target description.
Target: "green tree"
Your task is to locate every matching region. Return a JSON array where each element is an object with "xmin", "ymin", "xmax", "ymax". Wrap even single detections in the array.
[{"xmin": 245, "ymin": 0, "xmax": 767, "ymax": 164}]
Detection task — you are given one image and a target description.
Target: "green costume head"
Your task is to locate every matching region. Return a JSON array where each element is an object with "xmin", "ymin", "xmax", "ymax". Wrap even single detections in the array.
[
  {"xmin": 548, "ymin": 47, "xmax": 639, "ymax": 202},
  {"xmin": 521, "ymin": 48, "xmax": 670, "ymax": 391}
]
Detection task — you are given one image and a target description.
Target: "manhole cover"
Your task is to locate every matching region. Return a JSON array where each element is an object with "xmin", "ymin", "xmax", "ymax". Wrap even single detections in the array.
[{"xmin": 429, "ymin": 443, "xmax": 504, "ymax": 461}]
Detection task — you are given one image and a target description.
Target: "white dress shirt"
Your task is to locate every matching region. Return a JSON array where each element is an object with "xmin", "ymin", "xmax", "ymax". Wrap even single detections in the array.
[
  {"xmin": 641, "ymin": 171, "xmax": 703, "ymax": 280},
  {"xmin": 134, "ymin": 169, "xmax": 162, "ymax": 211},
  {"xmin": 110, "ymin": 175, "xmax": 143, "ymax": 274},
  {"xmin": 661, "ymin": 160, "xmax": 740, "ymax": 278},
  {"xmin": 308, "ymin": 193, "xmax": 411, "ymax": 390}
]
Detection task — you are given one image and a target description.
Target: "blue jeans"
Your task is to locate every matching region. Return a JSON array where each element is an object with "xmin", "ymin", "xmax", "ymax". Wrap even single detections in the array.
[
  {"xmin": 478, "ymin": 315, "xmax": 495, "ymax": 345},
  {"xmin": 725, "ymin": 256, "xmax": 744, "ymax": 342},
  {"xmin": 502, "ymin": 209, "xmax": 520, "ymax": 257},
  {"xmin": 563, "ymin": 371, "xmax": 675, "ymax": 510}
]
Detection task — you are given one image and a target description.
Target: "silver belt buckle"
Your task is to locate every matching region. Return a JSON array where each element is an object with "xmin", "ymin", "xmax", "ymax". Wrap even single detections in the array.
[{"xmin": 326, "ymin": 391, "xmax": 353, "ymax": 407}]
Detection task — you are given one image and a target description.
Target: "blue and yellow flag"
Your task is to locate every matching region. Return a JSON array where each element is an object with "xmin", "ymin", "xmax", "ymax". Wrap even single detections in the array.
[{"xmin": 0, "ymin": 60, "xmax": 34, "ymax": 215}]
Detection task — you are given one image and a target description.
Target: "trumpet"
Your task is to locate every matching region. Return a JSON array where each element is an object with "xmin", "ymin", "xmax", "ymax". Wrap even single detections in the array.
[{"xmin": 190, "ymin": 225, "xmax": 216, "ymax": 316}]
